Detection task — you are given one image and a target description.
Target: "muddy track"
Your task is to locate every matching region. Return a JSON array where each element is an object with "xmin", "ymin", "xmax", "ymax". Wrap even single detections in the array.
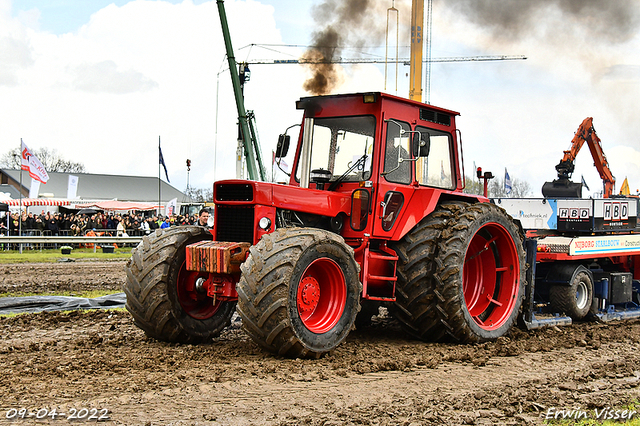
[
  {"xmin": 0, "ymin": 261, "xmax": 124, "ymax": 295},
  {"xmin": 0, "ymin": 262, "xmax": 639, "ymax": 425}
]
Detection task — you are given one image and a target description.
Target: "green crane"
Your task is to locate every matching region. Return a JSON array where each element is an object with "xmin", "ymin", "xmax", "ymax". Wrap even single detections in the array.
[{"xmin": 216, "ymin": 0, "xmax": 267, "ymax": 181}]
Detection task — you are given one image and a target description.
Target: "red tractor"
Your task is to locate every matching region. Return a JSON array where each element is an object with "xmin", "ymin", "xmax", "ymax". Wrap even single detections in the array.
[{"xmin": 124, "ymin": 92, "xmax": 526, "ymax": 358}]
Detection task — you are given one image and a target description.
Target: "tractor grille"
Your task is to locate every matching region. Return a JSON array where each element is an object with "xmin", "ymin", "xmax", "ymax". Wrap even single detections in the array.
[
  {"xmin": 216, "ymin": 205, "xmax": 255, "ymax": 243},
  {"xmin": 420, "ymin": 109, "xmax": 451, "ymax": 127},
  {"xmin": 216, "ymin": 183, "xmax": 253, "ymax": 201}
]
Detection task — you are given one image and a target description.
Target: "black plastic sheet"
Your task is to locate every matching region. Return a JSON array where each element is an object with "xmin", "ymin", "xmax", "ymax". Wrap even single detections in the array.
[{"xmin": 0, "ymin": 292, "xmax": 126, "ymax": 315}]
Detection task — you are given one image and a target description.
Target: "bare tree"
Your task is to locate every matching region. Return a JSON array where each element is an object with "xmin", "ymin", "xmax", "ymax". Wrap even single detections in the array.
[
  {"xmin": 453, "ymin": 174, "xmax": 534, "ymax": 198},
  {"xmin": 0, "ymin": 147, "xmax": 86, "ymax": 173},
  {"xmin": 185, "ymin": 187, "xmax": 213, "ymax": 203},
  {"xmin": 463, "ymin": 175, "xmax": 484, "ymax": 195},
  {"xmin": 489, "ymin": 177, "xmax": 533, "ymax": 198}
]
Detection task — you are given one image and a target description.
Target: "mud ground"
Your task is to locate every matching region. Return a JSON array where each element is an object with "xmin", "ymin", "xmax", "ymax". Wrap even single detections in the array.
[{"xmin": 1, "ymin": 261, "xmax": 639, "ymax": 425}]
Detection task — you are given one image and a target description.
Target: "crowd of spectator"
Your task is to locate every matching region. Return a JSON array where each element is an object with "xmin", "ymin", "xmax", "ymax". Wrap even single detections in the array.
[{"xmin": 0, "ymin": 210, "xmax": 208, "ymax": 237}]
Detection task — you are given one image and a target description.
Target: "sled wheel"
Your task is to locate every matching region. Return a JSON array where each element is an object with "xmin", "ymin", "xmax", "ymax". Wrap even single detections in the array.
[
  {"xmin": 549, "ymin": 270, "xmax": 594, "ymax": 320},
  {"xmin": 390, "ymin": 202, "xmax": 467, "ymax": 340},
  {"xmin": 433, "ymin": 203, "xmax": 526, "ymax": 342},
  {"xmin": 237, "ymin": 228, "xmax": 361, "ymax": 358},
  {"xmin": 124, "ymin": 226, "xmax": 235, "ymax": 342}
]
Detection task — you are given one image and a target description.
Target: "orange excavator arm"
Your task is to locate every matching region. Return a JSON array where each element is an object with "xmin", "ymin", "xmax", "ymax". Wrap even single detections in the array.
[{"xmin": 554, "ymin": 117, "xmax": 616, "ymax": 198}]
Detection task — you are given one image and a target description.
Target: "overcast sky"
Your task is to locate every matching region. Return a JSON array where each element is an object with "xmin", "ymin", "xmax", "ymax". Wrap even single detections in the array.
[{"xmin": 1, "ymin": 0, "xmax": 639, "ymax": 198}]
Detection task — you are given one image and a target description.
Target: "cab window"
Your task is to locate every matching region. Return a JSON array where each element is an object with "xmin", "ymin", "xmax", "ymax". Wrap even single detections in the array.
[
  {"xmin": 415, "ymin": 126, "xmax": 454, "ymax": 189},
  {"xmin": 383, "ymin": 119, "xmax": 412, "ymax": 184}
]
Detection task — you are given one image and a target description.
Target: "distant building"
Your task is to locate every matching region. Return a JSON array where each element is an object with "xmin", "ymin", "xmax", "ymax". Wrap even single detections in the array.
[{"xmin": 0, "ymin": 169, "xmax": 194, "ymax": 213}]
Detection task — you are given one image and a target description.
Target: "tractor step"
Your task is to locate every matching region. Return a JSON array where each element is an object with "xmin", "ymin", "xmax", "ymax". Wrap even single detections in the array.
[{"xmin": 362, "ymin": 248, "xmax": 398, "ymax": 301}]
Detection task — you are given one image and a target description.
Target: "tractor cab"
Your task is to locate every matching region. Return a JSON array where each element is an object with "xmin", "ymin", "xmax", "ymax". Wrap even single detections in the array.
[{"xmin": 277, "ymin": 92, "xmax": 464, "ymax": 242}]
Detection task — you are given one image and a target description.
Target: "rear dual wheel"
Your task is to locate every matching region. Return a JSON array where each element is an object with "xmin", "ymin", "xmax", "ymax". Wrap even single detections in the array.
[
  {"xmin": 391, "ymin": 202, "xmax": 466, "ymax": 341},
  {"xmin": 237, "ymin": 228, "xmax": 361, "ymax": 358},
  {"xmin": 392, "ymin": 202, "xmax": 525, "ymax": 343},
  {"xmin": 433, "ymin": 203, "xmax": 525, "ymax": 342}
]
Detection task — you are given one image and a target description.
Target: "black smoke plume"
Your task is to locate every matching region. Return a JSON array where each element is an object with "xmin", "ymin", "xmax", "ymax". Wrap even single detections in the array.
[
  {"xmin": 446, "ymin": 0, "xmax": 640, "ymax": 43},
  {"xmin": 302, "ymin": 0, "xmax": 394, "ymax": 95}
]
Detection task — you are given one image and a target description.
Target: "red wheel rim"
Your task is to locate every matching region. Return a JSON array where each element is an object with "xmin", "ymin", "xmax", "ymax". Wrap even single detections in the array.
[
  {"xmin": 297, "ymin": 258, "xmax": 346, "ymax": 334},
  {"xmin": 176, "ymin": 261, "xmax": 221, "ymax": 320},
  {"xmin": 463, "ymin": 223, "xmax": 519, "ymax": 331}
]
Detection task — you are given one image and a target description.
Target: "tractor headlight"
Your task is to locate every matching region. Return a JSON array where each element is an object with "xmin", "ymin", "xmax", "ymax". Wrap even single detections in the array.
[{"xmin": 258, "ymin": 217, "xmax": 272, "ymax": 231}]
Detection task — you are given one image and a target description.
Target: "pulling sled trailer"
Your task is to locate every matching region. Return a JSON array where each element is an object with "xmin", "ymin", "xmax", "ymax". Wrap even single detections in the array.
[{"xmin": 496, "ymin": 196, "xmax": 640, "ymax": 330}]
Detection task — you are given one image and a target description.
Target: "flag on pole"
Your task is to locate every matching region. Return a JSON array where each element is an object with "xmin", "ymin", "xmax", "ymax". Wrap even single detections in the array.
[
  {"xmin": 29, "ymin": 179, "xmax": 40, "ymax": 198},
  {"xmin": 165, "ymin": 197, "xmax": 177, "ymax": 216},
  {"xmin": 159, "ymin": 144, "xmax": 170, "ymax": 182},
  {"xmin": 620, "ymin": 177, "xmax": 630, "ymax": 196},
  {"xmin": 67, "ymin": 175, "xmax": 79, "ymax": 199},
  {"xmin": 504, "ymin": 168, "xmax": 512, "ymax": 195},
  {"xmin": 581, "ymin": 175, "xmax": 590, "ymax": 192},
  {"xmin": 20, "ymin": 139, "xmax": 49, "ymax": 183}
]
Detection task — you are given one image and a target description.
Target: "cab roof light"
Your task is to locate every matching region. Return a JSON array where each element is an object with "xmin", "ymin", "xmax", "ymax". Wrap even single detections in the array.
[{"xmin": 363, "ymin": 93, "xmax": 377, "ymax": 103}]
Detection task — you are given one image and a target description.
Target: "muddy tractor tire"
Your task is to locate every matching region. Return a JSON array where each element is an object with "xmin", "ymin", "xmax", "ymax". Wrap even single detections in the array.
[
  {"xmin": 432, "ymin": 203, "xmax": 526, "ymax": 342},
  {"xmin": 124, "ymin": 226, "xmax": 236, "ymax": 343},
  {"xmin": 237, "ymin": 228, "xmax": 361, "ymax": 358},
  {"xmin": 390, "ymin": 202, "xmax": 468, "ymax": 341},
  {"xmin": 549, "ymin": 268, "xmax": 595, "ymax": 321}
]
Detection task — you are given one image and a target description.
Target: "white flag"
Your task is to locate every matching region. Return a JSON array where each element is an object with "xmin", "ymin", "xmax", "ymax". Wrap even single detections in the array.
[
  {"xmin": 67, "ymin": 175, "xmax": 79, "ymax": 199},
  {"xmin": 29, "ymin": 179, "xmax": 41, "ymax": 198},
  {"xmin": 165, "ymin": 198, "xmax": 177, "ymax": 216},
  {"xmin": 21, "ymin": 139, "xmax": 49, "ymax": 183}
]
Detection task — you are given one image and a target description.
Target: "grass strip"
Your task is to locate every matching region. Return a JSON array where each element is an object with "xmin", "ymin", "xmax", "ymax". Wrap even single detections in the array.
[{"xmin": 0, "ymin": 248, "xmax": 132, "ymax": 263}]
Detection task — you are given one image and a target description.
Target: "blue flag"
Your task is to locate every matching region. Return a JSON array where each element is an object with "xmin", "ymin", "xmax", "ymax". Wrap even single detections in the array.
[
  {"xmin": 159, "ymin": 145, "xmax": 170, "ymax": 182},
  {"xmin": 504, "ymin": 168, "xmax": 512, "ymax": 195},
  {"xmin": 581, "ymin": 175, "xmax": 589, "ymax": 191}
]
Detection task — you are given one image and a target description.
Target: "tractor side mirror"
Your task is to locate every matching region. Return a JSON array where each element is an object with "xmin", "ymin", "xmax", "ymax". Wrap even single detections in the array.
[
  {"xmin": 411, "ymin": 132, "xmax": 430, "ymax": 157},
  {"xmin": 275, "ymin": 134, "xmax": 290, "ymax": 158}
]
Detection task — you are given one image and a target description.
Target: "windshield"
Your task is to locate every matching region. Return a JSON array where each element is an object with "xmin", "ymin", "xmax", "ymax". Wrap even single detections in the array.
[{"xmin": 296, "ymin": 116, "xmax": 375, "ymax": 183}]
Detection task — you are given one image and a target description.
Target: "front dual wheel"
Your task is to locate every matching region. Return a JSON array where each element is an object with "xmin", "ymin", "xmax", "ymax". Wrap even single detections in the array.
[
  {"xmin": 237, "ymin": 228, "xmax": 361, "ymax": 358},
  {"xmin": 124, "ymin": 226, "xmax": 236, "ymax": 343}
]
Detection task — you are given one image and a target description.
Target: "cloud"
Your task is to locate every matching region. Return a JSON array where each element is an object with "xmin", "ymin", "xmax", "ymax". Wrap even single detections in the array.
[
  {"xmin": 0, "ymin": 0, "xmax": 308, "ymax": 192},
  {"xmin": 0, "ymin": 35, "xmax": 34, "ymax": 86},
  {"xmin": 0, "ymin": 36, "xmax": 33, "ymax": 67},
  {"xmin": 72, "ymin": 60, "xmax": 158, "ymax": 94},
  {"xmin": 602, "ymin": 64, "xmax": 640, "ymax": 82},
  {"xmin": 15, "ymin": 7, "xmax": 40, "ymax": 30},
  {"xmin": 607, "ymin": 146, "xmax": 640, "ymax": 193}
]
